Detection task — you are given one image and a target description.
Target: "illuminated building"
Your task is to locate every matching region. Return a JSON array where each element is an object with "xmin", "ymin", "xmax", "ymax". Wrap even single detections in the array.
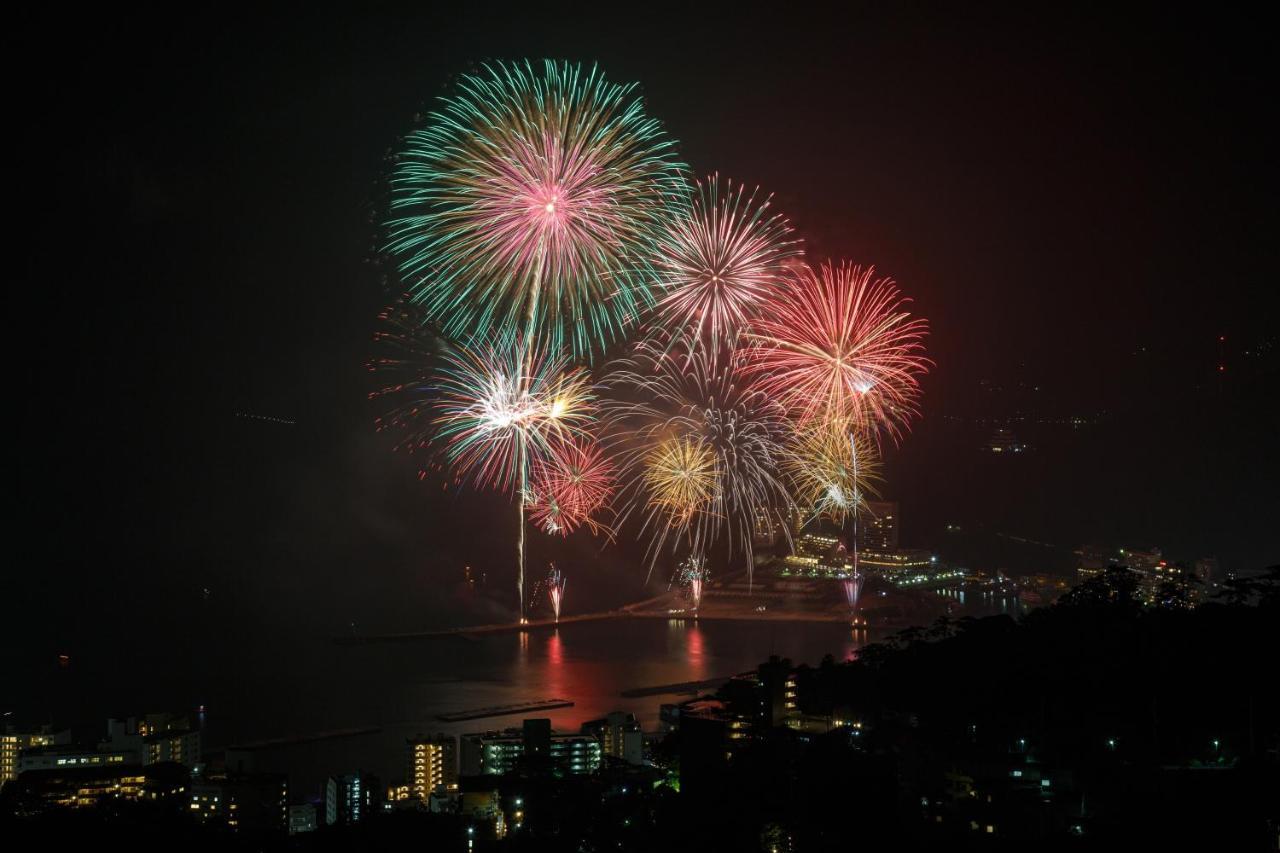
[
  {"xmin": 1, "ymin": 725, "xmax": 70, "ymax": 786},
  {"xmin": 757, "ymin": 656, "xmax": 799, "ymax": 727},
  {"xmin": 857, "ymin": 549, "xmax": 943, "ymax": 583},
  {"xmin": 18, "ymin": 744, "xmax": 133, "ymax": 773},
  {"xmin": 1144, "ymin": 560, "xmax": 1202, "ymax": 608},
  {"xmin": 782, "ymin": 533, "xmax": 854, "ymax": 577},
  {"xmin": 856, "ymin": 500, "xmax": 900, "ymax": 552},
  {"xmin": 1074, "ymin": 544, "xmax": 1110, "ymax": 583},
  {"xmin": 458, "ymin": 785, "xmax": 507, "ymax": 839},
  {"xmin": 385, "ymin": 782, "xmax": 412, "ymax": 808},
  {"xmin": 104, "ymin": 714, "xmax": 202, "ymax": 768},
  {"xmin": 580, "ymin": 711, "xmax": 643, "ymax": 765},
  {"xmin": 1074, "ymin": 545, "xmax": 1210, "ymax": 607},
  {"xmin": 5, "ymin": 762, "xmax": 187, "ymax": 813},
  {"xmin": 460, "ymin": 722, "xmax": 601, "ymax": 776},
  {"xmin": 325, "ymin": 772, "xmax": 379, "ymax": 825},
  {"xmin": 191, "ymin": 773, "xmax": 289, "ymax": 834},
  {"xmin": 752, "ymin": 507, "xmax": 799, "ymax": 547},
  {"xmin": 407, "ymin": 733, "xmax": 458, "ymax": 801},
  {"xmin": 11, "ymin": 713, "xmax": 199, "ymax": 781}
]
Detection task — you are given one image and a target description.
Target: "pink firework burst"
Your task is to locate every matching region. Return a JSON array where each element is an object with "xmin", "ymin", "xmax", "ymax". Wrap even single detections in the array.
[
  {"xmin": 529, "ymin": 438, "xmax": 617, "ymax": 536},
  {"xmin": 653, "ymin": 174, "xmax": 800, "ymax": 353},
  {"xmin": 743, "ymin": 261, "xmax": 931, "ymax": 440}
]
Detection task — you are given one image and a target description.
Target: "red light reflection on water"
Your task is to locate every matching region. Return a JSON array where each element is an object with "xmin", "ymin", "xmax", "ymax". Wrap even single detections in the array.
[{"xmin": 685, "ymin": 621, "xmax": 707, "ymax": 681}]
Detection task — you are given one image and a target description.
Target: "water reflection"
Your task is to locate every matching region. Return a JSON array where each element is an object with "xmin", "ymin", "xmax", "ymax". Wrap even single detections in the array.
[
  {"xmin": 253, "ymin": 618, "xmax": 869, "ymax": 796},
  {"xmin": 544, "ymin": 629, "xmax": 565, "ymax": 698},
  {"xmin": 685, "ymin": 621, "xmax": 706, "ymax": 681}
]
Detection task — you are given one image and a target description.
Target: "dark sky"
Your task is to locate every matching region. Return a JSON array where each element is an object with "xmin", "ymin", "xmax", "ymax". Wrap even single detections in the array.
[{"xmin": 11, "ymin": 4, "xmax": 1276, "ymax": 646}]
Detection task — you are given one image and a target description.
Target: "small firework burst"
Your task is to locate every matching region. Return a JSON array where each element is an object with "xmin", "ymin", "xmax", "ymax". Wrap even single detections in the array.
[{"xmin": 530, "ymin": 438, "xmax": 617, "ymax": 536}]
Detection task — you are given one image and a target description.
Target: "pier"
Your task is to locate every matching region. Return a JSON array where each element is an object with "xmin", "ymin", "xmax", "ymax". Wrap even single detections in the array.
[{"xmin": 436, "ymin": 698, "xmax": 574, "ymax": 723}]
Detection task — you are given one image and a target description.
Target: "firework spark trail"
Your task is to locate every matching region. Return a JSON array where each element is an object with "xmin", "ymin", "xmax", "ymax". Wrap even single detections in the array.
[
  {"xmin": 652, "ymin": 174, "xmax": 800, "ymax": 358},
  {"xmin": 367, "ymin": 297, "xmax": 445, "ymax": 477},
  {"xmin": 546, "ymin": 564, "xmax": 566, "ymax": 621},
  {"xmin": 386, "ymin": 59, "xmax": 689, "ymax": 363},
  {"xmin": 529, "ymin": 437, "xmax": 617, "ymax": 536},
  {"xmin": 671, "ymin": 555, "xmax": 709, "ymax": 611},
  {"xmin": 743, "ymin": 261, "xmax": 930, "ymax": 442},
  {"xmin": 843, "ymin": 571, "xmax": 864, "ymax": 612},
  {"xmin": 601, "ymin": 337, "xmax": 793, "ymax": 579}
]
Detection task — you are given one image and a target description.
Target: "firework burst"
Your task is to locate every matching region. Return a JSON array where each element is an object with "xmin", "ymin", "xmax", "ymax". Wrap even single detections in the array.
[
  {"xmin": 785, "ymin": 420, "xmax": 881, "ymax": 525},
  {"xmin": 433, "ymin": 339, "xmax": 593, "ymax": 495},
  {"xmin": 386, "ymin": 59, "xmax": 689, "ymax": 362},
  {"xmin": 530, "ymin": 438, "xmax": 617, "ymax": 536},
  {"xmin": 641, "ymin": 436, "xmax": 718, "ymax": 525},
  {"xmin": 602, "ymin": 337, "xmax": 792, "ymax": 576},
  {"xmin": 743, "ymin": 261, "xmax": 930, "ymax": 440},
  {"xmin": 652, "ymin": 174, "xmax": 800, "ymax": 355}
]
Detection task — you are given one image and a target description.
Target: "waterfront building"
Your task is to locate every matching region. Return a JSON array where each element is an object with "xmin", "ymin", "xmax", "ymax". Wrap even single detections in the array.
[
  {"xmin": 5, "ymin": 762, "xmax": 187, "ymax": 813},
  {"xmin": 14, "ymin": 713, "xmax": 199, "ymax": 777},
  {"xmin": 406, "ymin": 733, "xmax": 458, "ymax": 801},
  {"xmin": 581, "ymin": 712, "xmax": 643, "ymax": 765},
  {"xmin": 2, "ymin": 725, "xmax": 71, "ymax": 786},
  {"xmin": 782, "ymin": 533, "xmax": 854, "ymax": 577},
  {"xmin": 461, "ymin": 721, "xmax": 601, "ymax": 776},
  {"xmin": 17, "ymin": 744, "xmax": 133, "ymax": 773},
  {"xmin": 858, "ymin": 549, "xmax": 943, "ymax": 583},
  {"xmin": 856, "ymin": 500, "xmax": 900, "ymax": 552},
  {"xmin": 104, "ymin": 714, "xmax": 202, "ymax": 768}
]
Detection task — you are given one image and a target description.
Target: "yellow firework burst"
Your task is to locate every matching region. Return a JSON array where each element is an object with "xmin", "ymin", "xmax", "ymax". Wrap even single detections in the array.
[
  {"xmin": 785, "ymin": 420, "xmax": 880, "ymax": 525},
  {"xmin": 642, "ymin": 436, "xmax": 718, "ymax": 524}
]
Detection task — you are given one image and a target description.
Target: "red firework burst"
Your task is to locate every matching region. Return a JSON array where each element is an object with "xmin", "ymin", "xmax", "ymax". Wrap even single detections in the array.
[
  {"xmin": 530, "ymin": 438, "xmax": 617, "ymax": 536},
  {"xmin": 742, "ymin": 261, "xmax": 930, "ymax": 440}
]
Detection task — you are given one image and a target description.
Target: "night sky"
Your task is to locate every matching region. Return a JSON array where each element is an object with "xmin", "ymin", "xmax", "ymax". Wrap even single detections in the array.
[{"xmin": 11, "ymin": 5, "xmax": 1276, "ymax": 650}]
